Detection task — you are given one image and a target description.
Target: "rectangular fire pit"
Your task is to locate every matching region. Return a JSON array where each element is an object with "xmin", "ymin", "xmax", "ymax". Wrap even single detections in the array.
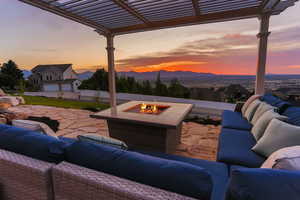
[{"xmin": 91, "ymin": 101, "xmax": 193, "ymax": 153}]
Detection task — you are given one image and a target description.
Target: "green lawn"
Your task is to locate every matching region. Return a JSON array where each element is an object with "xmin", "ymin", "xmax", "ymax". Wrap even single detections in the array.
[{"xmin": 22, "ymin": 95, "xmax": 110, "ymax": 111}]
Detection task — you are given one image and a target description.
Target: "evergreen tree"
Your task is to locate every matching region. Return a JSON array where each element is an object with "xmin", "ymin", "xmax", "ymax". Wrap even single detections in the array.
[
  {"xmin": 168, "ymin": 78, "xmax": 190, "ymax": 98},
  {"xmin": 154, "ymin": 71, "xmax": 168, "ymax": 96},
  {"xmin": 141, "ymin": 80, "xmax": 152, "ymax": 95},
  {"xmin": 0, "ymin": 60, "xmax": 24, "ymax": 90},
  {"xmin": 79, "ymin": 69, "xmax": 108, "ymax": 90}
]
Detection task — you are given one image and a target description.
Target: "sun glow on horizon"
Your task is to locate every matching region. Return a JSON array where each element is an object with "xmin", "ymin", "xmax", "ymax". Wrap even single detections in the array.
[{"xmin": 130, "ymin": 61, "xmax": 207, "ymax": 72}]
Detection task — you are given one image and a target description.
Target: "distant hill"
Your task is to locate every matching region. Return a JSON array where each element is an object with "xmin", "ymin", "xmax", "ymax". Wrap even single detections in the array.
[
  {"xmin": 23, "ymin": 69, "xmax": 300, "ymax": 83},
  {"xmin": 22, "ymin": 70, "xmax": 32, "ymax": 79},
  {"xmin": 77, "ymin": 71, "xmax": 94, "ymax": 80},
  {"xmin": 118, "ymin": 70, "xmax": 215, "ymax": 81}
]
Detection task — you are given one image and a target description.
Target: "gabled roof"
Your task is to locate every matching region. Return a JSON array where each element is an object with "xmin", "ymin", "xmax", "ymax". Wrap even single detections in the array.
[
  {"xmin": 32, "ymin": 64, "xmax": 72, "ymax": 73},
  {"xmin": 19, "ymin": 0, "xmax": 298, "ymax": 35}
]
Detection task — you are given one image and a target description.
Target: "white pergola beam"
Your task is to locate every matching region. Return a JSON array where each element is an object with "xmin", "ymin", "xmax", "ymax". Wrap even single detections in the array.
[
  {"xmin": 106, "ymin": 34, "xmax": 117, "ymax": 115},
  {"xmin": 255, "ymin": 14, "xmax": 271, "ymax": 95}
]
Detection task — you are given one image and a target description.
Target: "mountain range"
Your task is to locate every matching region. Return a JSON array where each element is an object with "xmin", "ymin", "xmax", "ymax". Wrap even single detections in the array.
[{"xmin": 22, "ymin": 70, "xmax": 300, "ymax": 81}]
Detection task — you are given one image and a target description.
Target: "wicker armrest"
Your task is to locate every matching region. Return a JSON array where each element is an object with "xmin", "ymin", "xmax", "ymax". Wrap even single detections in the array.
[
  {"xmin": 234, "ymin": 101, "xmax": 245, "ymax": 112},
  {"xmin": 52, "ymin": 162, "xmax": 197, "ymax": 200},
  {"xmin": 0, "ymin": 149, "xmax": 54, "ymax": 200}
]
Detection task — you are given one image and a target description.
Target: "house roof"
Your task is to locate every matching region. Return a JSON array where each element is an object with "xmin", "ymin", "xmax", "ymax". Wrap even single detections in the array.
[
  {"xmin": 19, "ymin": 0, "xmax": 298, "ymax": 35},
  {"xmin": 32, "ymin": 64, "xmax": 72, "ymax": 73}
]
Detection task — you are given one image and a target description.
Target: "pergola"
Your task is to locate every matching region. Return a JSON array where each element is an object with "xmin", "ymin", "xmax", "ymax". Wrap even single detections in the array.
[{"xmin": 19, "ymin": 0, "xmax": 298, "ymax": 115}]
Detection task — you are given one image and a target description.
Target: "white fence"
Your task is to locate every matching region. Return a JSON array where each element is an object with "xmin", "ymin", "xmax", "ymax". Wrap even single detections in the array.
[{"xmin": 24, "ymin": 90, "xmax": 235, "ymax": 117}]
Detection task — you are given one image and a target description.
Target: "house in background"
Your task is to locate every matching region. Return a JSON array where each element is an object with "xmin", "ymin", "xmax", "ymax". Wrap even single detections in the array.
[{"xmin": 29, "ymin": 64, "xmax": 81, "ymax": 92}]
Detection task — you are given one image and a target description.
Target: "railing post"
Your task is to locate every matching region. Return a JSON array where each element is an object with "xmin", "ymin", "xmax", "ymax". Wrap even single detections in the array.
[
  {"xmin": 106, "ymin": 34, "xmax": 117, "ymax": 115},
  {"xmin": 255, "ymin": 14, "xmax": 271, "ymax": 95}
]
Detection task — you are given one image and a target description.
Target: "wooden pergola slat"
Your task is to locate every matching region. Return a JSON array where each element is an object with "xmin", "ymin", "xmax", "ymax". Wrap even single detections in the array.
[
  {"xmin": 19, "ymin": 0, "xmax": 297, "ymax": 35},
  {"xmin": 111, "ymin": 6, "xmax": 261, "ymax": 34},
  {"xmin": 112, "ymin": 0, "xmax": 151, "ymax": 25}
]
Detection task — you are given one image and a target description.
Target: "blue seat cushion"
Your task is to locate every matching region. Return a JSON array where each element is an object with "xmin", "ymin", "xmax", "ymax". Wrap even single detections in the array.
[
  {"xmin": 229, "ymin": 165, "xmax": 248, "ymax": 173},
  {"xmin": 222, "ymin": 110, "xmax": 252, "ymax": 130},
  {"xmin": 0, "ymin": 124, "xmax": 66, "ymax": 163},
  {"xmin": 260, "ymin": 94, "xmax": 291, "ymax": 114},
  {"xmin": 283, "ymin": 106, "xmax": 300, "ymax": 126},
  {"xmin": 65, "ymin": 141, "xmax": 213, "ymax": 200},
  {"xmin": 226, "ymin": 168, "xmax": 300, "ymax": 200},
  {"xmin": 217, "ymin": 128, "xmax": 265, "ymax": 168},
  {"xmin": 138, "ymin": 151, "xmax": 229, "ymax": 200},
  {"xmin": 59, "ymin": 136, "xmax": 77, "ymax": 145}
]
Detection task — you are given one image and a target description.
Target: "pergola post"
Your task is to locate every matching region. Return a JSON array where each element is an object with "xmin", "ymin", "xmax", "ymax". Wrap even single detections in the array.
[
  {"xmin": 106, "ymin": 34, "xmax": 117, "ymax": 115},
  {"xmin": 255, "ymin": 14, "xmax": 271, "ymax": 95}
]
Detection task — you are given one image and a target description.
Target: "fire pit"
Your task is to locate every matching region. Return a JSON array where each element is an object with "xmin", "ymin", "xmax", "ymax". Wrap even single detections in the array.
[
  {"xmin": 91, "ymin": 101, "xmax": 193, "ymax": 153},
  {"xmin": 124, "ymin": 103, "xmax": 170, "ymax": 115}
]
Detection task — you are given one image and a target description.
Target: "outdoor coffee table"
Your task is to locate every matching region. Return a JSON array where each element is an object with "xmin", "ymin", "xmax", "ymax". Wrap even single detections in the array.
[{"xmin": 91, "ymin": 101, "xmax": 193, "ymax": 153}]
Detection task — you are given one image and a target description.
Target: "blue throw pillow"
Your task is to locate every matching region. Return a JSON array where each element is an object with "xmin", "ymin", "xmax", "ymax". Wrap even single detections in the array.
[
  {"xmin": 226, "ymin": 168, "xmax": 300, "ymax": 200},
  {"xmin": 65, "ymin": 141, "xmax": 213, "ymax": 200},
  {"xmin": 0, "ymin": 124, "xmax": 67, "ymax": 163},
  {"xmin": 260, "ymin": 94, "xmax": 291, "ymax": 114},
  {"xmin": 283, "ymin": 106, "xmax": 300, "ymax": 126}
]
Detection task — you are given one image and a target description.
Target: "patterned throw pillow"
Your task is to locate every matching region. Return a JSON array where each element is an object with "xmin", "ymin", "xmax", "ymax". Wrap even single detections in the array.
[
  {"xmin": 261, "ymin": 146, "xmax": 300, "ymax": 171},
  {"xmin": 251, "ymin": 102, "xmax": 276, "ymax": 125},
  {"xmin": 244, "ymin": 99, "xmax": 261, "ymax": 121},
  {"xmin": 78, "ymin": 134, "xmax": 128, "ymax": 150},
  {"xmin": 241, "ymin": 95, "xmax": 261, "ymax": 115},
  {"xmin": 253, "ymin": 119, "xmax": 300, "ymax": 157}
]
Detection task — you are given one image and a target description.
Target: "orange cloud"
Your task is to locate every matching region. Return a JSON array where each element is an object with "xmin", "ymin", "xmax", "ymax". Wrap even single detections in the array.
[
  {"xmin": 131, "ymin": 61, "xmax": 206, "ymax": 72},
  {"xmin": 288, "ymin": 65, "xmax": 300, "ymax": 69}
]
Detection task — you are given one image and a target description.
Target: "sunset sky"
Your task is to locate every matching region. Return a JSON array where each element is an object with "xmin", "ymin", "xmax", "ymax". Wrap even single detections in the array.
[{"xmin": 0, "ymin": 0, "xmax": 299, "ymax": 75}]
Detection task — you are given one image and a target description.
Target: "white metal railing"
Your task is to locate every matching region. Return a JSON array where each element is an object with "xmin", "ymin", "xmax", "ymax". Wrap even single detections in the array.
[{"xmin": 24, "ymin": 90, "xmax": 235, "ymax": 117}]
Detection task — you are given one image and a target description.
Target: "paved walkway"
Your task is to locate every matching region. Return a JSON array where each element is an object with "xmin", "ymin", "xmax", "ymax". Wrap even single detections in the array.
[{"xmin": 9, "ymin": 105, "xmax": 221, "ymax": 161}]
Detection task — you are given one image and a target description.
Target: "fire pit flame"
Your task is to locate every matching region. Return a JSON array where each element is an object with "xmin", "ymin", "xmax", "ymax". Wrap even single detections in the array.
[
  {"xmin": 124, "ymin": 103, "xmax": 170, "ymax": 115},
  {"xmin": 140, "ymin": 103, "xmax": 158, "ymax": 114}
]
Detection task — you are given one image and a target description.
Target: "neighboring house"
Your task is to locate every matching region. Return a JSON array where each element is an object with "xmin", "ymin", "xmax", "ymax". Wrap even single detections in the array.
[{"xmin": 29, "ymin": 64, "xmax": 81, "ymax": 92}]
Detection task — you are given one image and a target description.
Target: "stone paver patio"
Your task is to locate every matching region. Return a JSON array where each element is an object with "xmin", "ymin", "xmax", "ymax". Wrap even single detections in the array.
[{"xmin": 9, "ymin": 105, "xmax": 221, "ymax": 161}]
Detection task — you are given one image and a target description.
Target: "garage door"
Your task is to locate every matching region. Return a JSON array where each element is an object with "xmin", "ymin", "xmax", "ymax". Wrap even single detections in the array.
[{"xmin": 43, "ymin": 84, "xmax": 59, "ymax": 92}]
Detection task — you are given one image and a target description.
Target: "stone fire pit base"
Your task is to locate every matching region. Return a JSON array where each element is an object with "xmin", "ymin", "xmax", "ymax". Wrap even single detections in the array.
[{"xmin": 108, "ymin": 120, "xmax": 181, "ymax": 153}]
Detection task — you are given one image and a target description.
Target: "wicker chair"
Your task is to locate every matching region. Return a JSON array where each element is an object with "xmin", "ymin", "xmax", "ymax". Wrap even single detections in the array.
[{"xmin": 0, "ymin": 149, "xmax": 54, "ymax": 200}]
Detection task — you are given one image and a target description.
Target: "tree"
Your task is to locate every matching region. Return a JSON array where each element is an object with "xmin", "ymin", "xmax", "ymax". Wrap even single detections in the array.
[
  {"xmin": 0, "ymin": 60, "xmax": 24, "ymax": 90},
  {"xmin": 141, "ymin": 80, "xmax": 152, "ymax": 95},
  {"xmin": 79, "ymin": 69, "xmax": 108, "ymax": 90},
  {"xmin": 154, "ymin": 71, "xmax": 168, "ymax": 96},
  {"xmin": 168, "ymin": 78, "xmax": 190, "ymax": 98}
]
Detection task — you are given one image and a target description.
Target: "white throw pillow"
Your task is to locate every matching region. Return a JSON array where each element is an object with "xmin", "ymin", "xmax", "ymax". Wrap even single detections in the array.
[
  {"xmin": 12, "ymin": 120, "xmax": 58, "ymax": 139},
  {"xmin": 251, "ymin": 110, "xmax": 288, "ymax": 141},
  {"xmin": 251, "ymin": 102, "xmax": 275, "ymax": 125},
  {"xmin": 241, "ymin": 95, "xmax": 261, "ymax": 115},
  {"xmin": 252, "ymin": 119, "xmax": 300, "ymax": 157},
  {"xmin": 261, "ymin": 146, "xmax": 300, "ymax": 171},
  {"xmin": 244, "ymin": 99, "xmax": 261, "ymax": 121}
]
